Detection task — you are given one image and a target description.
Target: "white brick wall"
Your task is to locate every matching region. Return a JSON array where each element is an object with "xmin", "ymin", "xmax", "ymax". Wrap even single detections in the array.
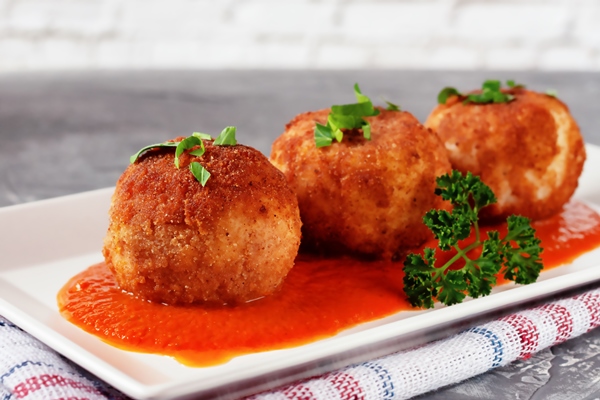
[{"xmin": 0, "ymin": 0, "xmax": 598, "ymax": 71}]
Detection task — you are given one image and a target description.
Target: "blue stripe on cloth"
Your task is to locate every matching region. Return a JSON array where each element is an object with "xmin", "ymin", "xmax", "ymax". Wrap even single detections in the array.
[
  {"xmin": 467, "ymin": 327, "xmax": 504, "ymax": 368},
  {"xmin": 0, "ymin": 321, "xmax": 17, "ymax": 329},
  {"xmin": 361, "ymin": 361, "xmax": 395, "ymax": 399},
  {"xmin": 0, "ymin": 361, "xmax": 60, "ymax": 383}
]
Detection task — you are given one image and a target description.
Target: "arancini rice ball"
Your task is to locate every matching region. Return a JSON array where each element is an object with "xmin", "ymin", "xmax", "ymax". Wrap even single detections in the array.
[
  {"xmin": 103, "ymin": 136, "xmax": 302, "ymax": 305},
  {"xmin": 425, "ymin": 87, "xmax": 586, "ymax": 221},
  {"xmin": 270, "ymin": 108, "xmax": 451, "ymax": 260}
]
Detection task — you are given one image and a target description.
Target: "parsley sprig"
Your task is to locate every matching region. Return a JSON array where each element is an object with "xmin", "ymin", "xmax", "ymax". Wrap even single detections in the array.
[
  {"xmin": 403, "ymin": 170, "xmax": 543, "ymax": 309},
  {"xmin": 437, "ymin": 80, "xmax": 524, "ymax": 105},
  {"xmin": 130, "ymin": 126, "xmax": 238, "ymax": 187},
  {"xmin": 314, "ymin": 84, "xmax": 381, "ymax": 148}
]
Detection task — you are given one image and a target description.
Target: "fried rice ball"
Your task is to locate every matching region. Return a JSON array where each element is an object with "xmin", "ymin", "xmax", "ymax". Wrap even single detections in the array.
[
  {"xmin": 102, "ymin": 139, "xmax": 302, "ymax": 305},
  {"xmin": 270, "ymin": 109, "xmax": 451, "ymax": 260},
  {"xmin": 425, "ymin": 88, "xmax": 586, "ymax": 221}
]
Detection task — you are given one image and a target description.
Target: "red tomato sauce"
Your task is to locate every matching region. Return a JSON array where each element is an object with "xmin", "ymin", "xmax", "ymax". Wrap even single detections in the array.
[{"xmin": 57, "ymin": 201, "xmax": 600, "ymax": 367}]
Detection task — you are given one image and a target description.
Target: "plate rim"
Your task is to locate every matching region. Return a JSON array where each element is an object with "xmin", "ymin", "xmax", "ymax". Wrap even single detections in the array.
[{"xmin": 1, "ymin": 144, "xmax": 600, "ymax": 400}]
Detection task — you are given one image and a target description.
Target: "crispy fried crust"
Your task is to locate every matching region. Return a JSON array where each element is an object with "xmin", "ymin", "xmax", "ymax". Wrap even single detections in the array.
[
  {"xmin": 270, "ymin": 109, "xmax": 451, "ymax": 260},
  {"xmin": 425, "ymin": 89, "xmax": 586, "ymax": 221},
  {"xmin": 103, "ymin": 140, "xmax": 302, "ymax": 305}
]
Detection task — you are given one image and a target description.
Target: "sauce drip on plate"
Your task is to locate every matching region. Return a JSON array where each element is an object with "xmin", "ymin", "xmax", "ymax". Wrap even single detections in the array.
[{"xmin": 57, "ymin": 201, "xmax": 600, "ymax": 367}]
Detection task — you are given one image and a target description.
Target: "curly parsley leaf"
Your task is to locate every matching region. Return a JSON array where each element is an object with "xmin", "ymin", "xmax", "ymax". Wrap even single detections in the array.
[
  {"xmin": 501, "ymin": 215, "xmax": 543, "ymax": 284},
  {"xmin": 546, "ymin": 89, "xmax": 558, "ymax": 98},
  {"xmin": 435, "ymin": 170, "xmax": 496, "ymax": 211},
  {"xmin": 424, "ymin": 207, "xmax": 472, "ymax": 251},
  {"xmin": 403, "ymin": 170, "xmax": 543, "ymax": 308},
  {"xmin": 403, "ymin": 248, "xmax": 438, "ymax": 309},
  {"xmin": 314, "ymin": 83, "xmax": 380, "ymax": 147},
  {"xmin": 436, "ymin": 269, "xmax": 468, "ymax": 306}
]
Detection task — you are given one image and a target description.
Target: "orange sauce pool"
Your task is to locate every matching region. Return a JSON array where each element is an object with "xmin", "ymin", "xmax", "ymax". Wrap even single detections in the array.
[{"xmin": 57, "ymin": 201, "xmax": 600, "ymax": 367}]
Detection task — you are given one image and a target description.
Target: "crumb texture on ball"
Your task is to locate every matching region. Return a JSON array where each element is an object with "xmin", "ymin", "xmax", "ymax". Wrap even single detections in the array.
[
  {"xmin": 425, "ymin": 89, "xmax": 586, "ymax": 221},
  {"xmin": 103, "ymin": 140, "xmax": 302, "ymax": 305},
  {"xmin": 270, "ymin": 108, "xmax": 451, "ymax": 260}
]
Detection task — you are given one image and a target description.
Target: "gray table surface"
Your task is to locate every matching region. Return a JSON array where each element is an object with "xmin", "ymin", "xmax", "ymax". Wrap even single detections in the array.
[{"xmin": 1, "ymin": 70, "xmax": 600, "ymax": 399}]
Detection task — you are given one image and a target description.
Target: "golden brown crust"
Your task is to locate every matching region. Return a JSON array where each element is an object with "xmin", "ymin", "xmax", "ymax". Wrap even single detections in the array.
[
  {"xmin": 270, "ymin": 108, "xmax": 451, "ymax": 260},
  {"xmin": 425, "ymin": 89, "xmax": 586, "ymax": 221},
  {"xmin": 103, "ymin": 140, "xmax": 302, "ymax": 305}
]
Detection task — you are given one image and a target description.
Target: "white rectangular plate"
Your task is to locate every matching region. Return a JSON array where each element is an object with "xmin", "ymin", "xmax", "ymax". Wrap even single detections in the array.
[{"xmin": 2, "ymin": 145, "xmax": 600, "ymax": 400}]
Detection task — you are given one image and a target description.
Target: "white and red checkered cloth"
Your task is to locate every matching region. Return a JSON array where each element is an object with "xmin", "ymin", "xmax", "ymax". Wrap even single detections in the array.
[{"xmin": 2, "ymin": 287, "xmax": 600, "ymax": 400}]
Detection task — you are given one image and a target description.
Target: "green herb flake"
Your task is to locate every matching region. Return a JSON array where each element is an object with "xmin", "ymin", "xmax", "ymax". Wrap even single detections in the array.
[
  {"xmin": 403, "ymin": 170, "xmax": 543, "ymax": 308},
  {"xmin": 188, "ymin": 141, "xmax": 206, "ymax": 157},
  {"xmin": 314, "ymin": 84, "xmax": 380, "ymax": 147},
  {"xmin": 315, "ymin": 123, "xmax": 335, "ymax": 148},
  {"xmin": 546, "ymin": 89, "xmax": 558, "ymax": 97},
  {"xmin": 189, "ymin": 162, "xmax": 211, "ymax": 186},
  {"xmin": 213, "ymin": 126, "xmax": 237, "ymax": 146},
  {"xmin": 385, "ymin": 100, "xmax": 401, "ymax": 111},
  {"xmin": 506, "ymin": 80, "xmax": 525, "ymax": 89},
  {"xmin": 130, "ymin": 141, "xmax": 179, "ymax": 164},
  {"xmin": 192, "ymin": 132, "xmax": 212, "ymax": 140},
  {"xmin": 438, "ymin": 80, "xmax": 525, "ymax": 106},
  {"xmin": 437, "ymin": 87, "xmax": 462, "ymax": 105},
  {"xmin": 462, "ymin": 79, "xmax": 514, "ymax": 104},
  {"xmin": 175, "ymin": 136, "xmax": 203, "ymax": 168}
]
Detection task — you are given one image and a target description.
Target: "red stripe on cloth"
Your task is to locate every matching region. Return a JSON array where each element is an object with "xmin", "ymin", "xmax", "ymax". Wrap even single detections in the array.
[
  {"xmin": 56, "ymin": 398, "xmax": 89, "ymax": 400},
  {"xmin": 12, "ymin": 374, "xmax": 102, "ymax": 399},
  {"xmin": 283, "ymin": 383, "xmax": 316, "ymax": 400},
  {"xmin": 574, "ymin": 292, "xmax": 600, "ymax": 332},
  {"xmin": 538, "ymin": 304, "xmax": 573, "ymax": 345},
  {"xmin": 500, "ymin": 314, "xmax": 539, "ymax": 360},
  {"xmin": 328, "ymin": 372, "xmax": 365, "ymax": 400}
]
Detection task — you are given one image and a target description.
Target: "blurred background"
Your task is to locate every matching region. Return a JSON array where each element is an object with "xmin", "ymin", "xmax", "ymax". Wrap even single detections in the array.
[
  {"xmin": 0, "ymin": 0, "xmax": 599, "ymax": 71},
  {"xmin": 2, "ymin": 0, "xmax": 600, "ymax": 206}
]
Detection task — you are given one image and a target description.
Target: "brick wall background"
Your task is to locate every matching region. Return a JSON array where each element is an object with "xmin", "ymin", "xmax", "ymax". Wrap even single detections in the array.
[{"xmin": 0, "ymin": 0, "xmax": 598, "ymax": 71}]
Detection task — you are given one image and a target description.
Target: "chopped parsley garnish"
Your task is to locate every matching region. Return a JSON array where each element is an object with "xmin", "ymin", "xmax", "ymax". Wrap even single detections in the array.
[
  {"xmin": 506, "ymin": 80, "xmax": 525, "ymax": 89},
  {"xmin": 175, "ymin": 136, "xmax": 205, "ymax": 168},
  {"xmin": 437, "ymin": 87, "xmax": 462, "ymax": 105},
  {"xmin": 189, "ymin": 162, "xmax": 211, "ymax": 187},
  {"xmin": 437, "ymin": 80, "xmax": 522, "ymax": 105},
  {"xmin": 403, "ymin": 170, "xmax": 543, "ymax": 309},
  {"xmin": 130, "ymin": 127, "xmax": 238, "ymax": 186},
  {"xmin": 546, "ymin": 89, "xmax": 558, "ymax": 97},
  {"xmin": 129, "ymin": 142, "xmax": 179, "ymax": 164},
  {"xmin": 314, "ymin": 84, "xmax": 380, "ymax": 148},
  {"xmin": 192, "ymin": 132, "xmax": 212, "ymax": 140},
  {"xmin": 385, "ymin": 100, "xmax": 401, "ymax": 111},
  {"xmin": 213, "ymin": 126, "xmax": 237, "ymax": 146}
]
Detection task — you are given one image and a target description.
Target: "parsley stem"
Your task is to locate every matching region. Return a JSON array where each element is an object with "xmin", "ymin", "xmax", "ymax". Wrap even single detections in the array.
[
  {"xmin": 474, "ymin": 218, "xmax": 481, "ymax": 244},
  {"xmin": 433, "ymin": 241, "xmax": 481, "ymax": 280}
]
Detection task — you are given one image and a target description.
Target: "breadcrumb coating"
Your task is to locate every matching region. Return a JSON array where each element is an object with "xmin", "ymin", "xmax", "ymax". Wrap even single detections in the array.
[
  {"xmin": 270, "ymin": 108, "xmax": 451, "ymax": 260},
  {"xmin": 103, "ymin": 139, "xmax": 302, "ymax": 305},
  {"xmin": 425, "ymin": 89, "xmax": 586, "ymax": 221}
]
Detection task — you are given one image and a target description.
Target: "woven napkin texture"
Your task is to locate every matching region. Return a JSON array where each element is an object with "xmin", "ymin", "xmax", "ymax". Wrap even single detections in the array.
[
  {"xmin": 0, "ymin": 317, "xmax": 126, "ymax": 400},
  {"xmin": 249, "ymin": 288, "xmax": 600, "ymax": 400},
  {"xmin": 1, "ymin": 288, "xmax": 600, "ymax": 400}
]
